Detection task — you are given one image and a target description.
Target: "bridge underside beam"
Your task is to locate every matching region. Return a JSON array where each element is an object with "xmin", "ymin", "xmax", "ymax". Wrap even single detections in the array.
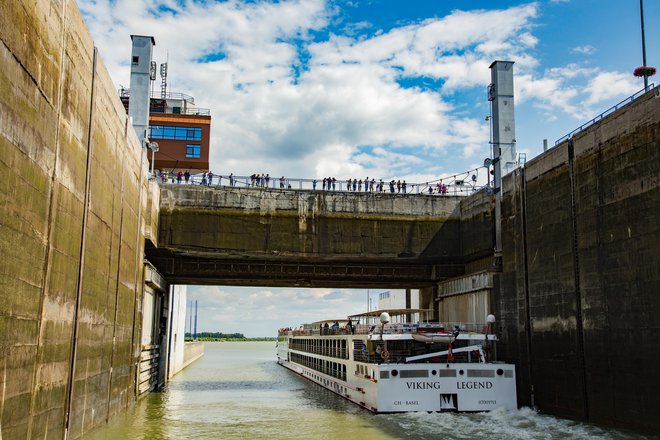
[{"xmin": 145, "ymin": 246, "xmax": 463, "ymax": 288}]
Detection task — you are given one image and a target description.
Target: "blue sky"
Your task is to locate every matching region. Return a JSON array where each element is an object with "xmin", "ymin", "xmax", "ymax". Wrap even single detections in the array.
[{"xmin": 79, "ymin": 0, "xmax": 658, "ymax": 336}]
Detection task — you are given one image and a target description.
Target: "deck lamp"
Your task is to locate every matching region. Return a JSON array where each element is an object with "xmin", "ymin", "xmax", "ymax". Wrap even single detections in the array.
[{"xmin": 486, "ymin": 314, "xmax": 496, "ymax": 336}]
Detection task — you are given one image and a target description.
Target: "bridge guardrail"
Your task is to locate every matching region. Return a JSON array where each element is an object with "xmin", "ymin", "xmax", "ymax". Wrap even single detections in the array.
[{"xmin": 156, "ymin": 172, "xmax": 488, "ymax": 196}]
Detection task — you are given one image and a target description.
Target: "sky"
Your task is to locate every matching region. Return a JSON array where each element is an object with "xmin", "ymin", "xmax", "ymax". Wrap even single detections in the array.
[{"xmin": 78, "ymin": 0, "xmax": 658, "ymax": 336}]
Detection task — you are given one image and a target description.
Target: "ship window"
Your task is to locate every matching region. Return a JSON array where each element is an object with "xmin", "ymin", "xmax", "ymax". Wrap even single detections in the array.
[
  {"xmin": 467, "ymin": 369, "xmax": 495, "ymax": 378},
  {"xmin": 438, "ymin": 369, "xmax": 456, "ymax": 377},
  {"xmin": 380, "ymin": 371, "xmax": 390, "ymax": 379},
  {"xmin": 400, "ymin": 370, "xmax": 429, "ymax": 378}
]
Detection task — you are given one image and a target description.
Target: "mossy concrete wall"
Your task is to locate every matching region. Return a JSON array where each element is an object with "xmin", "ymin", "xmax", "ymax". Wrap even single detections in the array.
[
  {"xmin": 0, "ymin": 1, "xmax": 153, "ymax": 438},
  {"xmin": 497, "ymin": 88, "xmax": 660, "ymax": 434}
]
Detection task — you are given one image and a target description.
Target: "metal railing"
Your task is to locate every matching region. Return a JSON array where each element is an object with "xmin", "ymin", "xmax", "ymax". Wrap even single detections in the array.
[
  {"xmin": 151, "ymin": 91, "xmax": 195, "ymax": 103},
  {"xmin": 280, "ymin": 322, "xmax": 491, "ymax": 337},
  {"xmin": 157, "ymin": 172, "xmax": 488, "ymax": 197},
  {"xmin": 177, "ymin": 108, "xmax": 210, "ymax": 116},
  {"xmin": 119, "ymin": 88, "xmax": 196, "ymax": 104},
  {"xmin": 555, "ymin": 83, "xmax": 656, "ymax": 146},
  {"xmin": 150, "ymin": 107, "xmax": 210, "ymax": 116}
]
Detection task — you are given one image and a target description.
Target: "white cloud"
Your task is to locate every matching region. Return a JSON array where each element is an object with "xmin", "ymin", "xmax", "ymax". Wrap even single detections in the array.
[
  {"xmin": 583, "ymin": 72, "xmax": 639, "ymax": 106},
  {"xmin": 570, "ymin": 45, "xmax": 596, "ymax": 55}
]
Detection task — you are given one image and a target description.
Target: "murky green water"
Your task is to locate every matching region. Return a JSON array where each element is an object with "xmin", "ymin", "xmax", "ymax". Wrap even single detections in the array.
[{"xmin": 85, "ymin": 342, "xmax": 654, "ymax": 440}]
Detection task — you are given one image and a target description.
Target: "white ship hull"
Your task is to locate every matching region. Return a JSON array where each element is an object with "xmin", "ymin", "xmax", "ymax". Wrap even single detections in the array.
[{"xmin": 277, "ymin": 334, "xmax": 517, "ymax": 413}]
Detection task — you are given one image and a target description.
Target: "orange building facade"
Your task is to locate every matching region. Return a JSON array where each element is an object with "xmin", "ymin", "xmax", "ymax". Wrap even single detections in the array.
[{"xmin": 121, "ymin": 90, "xmax": 211, "ymax": 174}]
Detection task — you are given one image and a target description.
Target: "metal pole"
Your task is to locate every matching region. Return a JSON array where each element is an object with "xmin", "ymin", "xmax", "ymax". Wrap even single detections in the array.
[
  {"xmin": 194, "ymin": 300, "xmax": 198, "ymax": 340},
  {"xmin": 640, "ymin": 0, "xmax": 649, "ymax": 90},
  {"xmin": 150, "ymin": 147, "xmax": 155, "ymax": 178},
  {"xmin": 188, "ymin": 299, "xmax": 192, "ymax": 339}
]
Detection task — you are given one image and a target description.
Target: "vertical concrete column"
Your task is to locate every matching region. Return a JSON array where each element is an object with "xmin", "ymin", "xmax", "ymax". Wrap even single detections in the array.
[
  {"xmin": 488, "ymin": 61, "xmax": 516, "ymax": 257},
  {"xmin": 128, "ymin": 35, "xmax": 155, "ymax": 142},
  {"xmin": 405, "ymin": 289, "xmax": 411, "ymax": 322},
  {"xmin": 419, "ymin": 286, "xmax": 438, "ymax": 321}
]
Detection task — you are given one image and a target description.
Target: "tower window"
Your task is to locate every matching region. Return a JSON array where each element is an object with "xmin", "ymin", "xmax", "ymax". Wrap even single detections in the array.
[
  {"xmin": 149, "ymin": 125, "xmax": 201, "ymax": 141},
  {"xmin": 186, "ymin": 144, "xmax": 200, "ymax": 158}
]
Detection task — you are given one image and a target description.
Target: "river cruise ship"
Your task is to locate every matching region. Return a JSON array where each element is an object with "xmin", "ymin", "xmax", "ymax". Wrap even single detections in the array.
[{"xmin": 277, "ymin": 309, "xmax": 517, "ymax": 413}]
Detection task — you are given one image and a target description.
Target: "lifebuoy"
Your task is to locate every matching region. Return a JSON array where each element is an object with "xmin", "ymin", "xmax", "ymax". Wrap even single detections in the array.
[{"xmin": 381, "ymin": 350, "xmax": 391, "ymax": 360}]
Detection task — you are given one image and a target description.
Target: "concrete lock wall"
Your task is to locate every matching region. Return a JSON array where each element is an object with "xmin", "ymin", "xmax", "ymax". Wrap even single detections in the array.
[
  {"xmin": 167, "ymin": 285, "xmax": 188, "ymax": 378},
  {"xmin": 182, "ymin": 342, "xmax": 205, "ymax": 371},
  {"xmin": 497, "ymin": 88, "xmax": 660, "ymax": 434},
  {"xmin": 0, "ymin": 1, "xmax": 154, "ymax": 438}
]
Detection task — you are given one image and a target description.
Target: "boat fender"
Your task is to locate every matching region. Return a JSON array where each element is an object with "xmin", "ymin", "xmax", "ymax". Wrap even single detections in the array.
[{"xmin": 381, "ymin": 350, "xmax": 391, "ymax": 360}]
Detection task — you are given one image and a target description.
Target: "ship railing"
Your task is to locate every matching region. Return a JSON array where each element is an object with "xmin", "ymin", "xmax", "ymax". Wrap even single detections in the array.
[
  {"xmin": 350, "ymin": 322, "xmax": 491, "ymax": 336},
  {"xmin": 317, "ymin": 327, "xmax": 353, "ymax": 336},
  {"xmin": 285, "ymin": 322, "xmax": 493, "ymax": 338},
  {"xmin": 291, "ymin": 329, "xmax": 311, "ymax": 336}
]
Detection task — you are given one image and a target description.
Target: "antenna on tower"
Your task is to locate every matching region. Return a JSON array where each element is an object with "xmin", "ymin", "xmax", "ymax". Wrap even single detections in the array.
[{"xmin": 160, "ymin": 52, "xmax": 168, "ymax": 98}]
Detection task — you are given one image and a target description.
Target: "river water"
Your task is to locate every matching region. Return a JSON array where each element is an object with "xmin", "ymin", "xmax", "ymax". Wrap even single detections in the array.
[{"xmin": 86, "ymin": 342, "xmax": 653, "ymax": 440}]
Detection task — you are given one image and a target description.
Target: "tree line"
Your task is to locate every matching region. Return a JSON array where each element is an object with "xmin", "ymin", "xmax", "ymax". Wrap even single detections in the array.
[{"xmin": 184, "ymin": 332, "xmax": 276, "ymax": 341}]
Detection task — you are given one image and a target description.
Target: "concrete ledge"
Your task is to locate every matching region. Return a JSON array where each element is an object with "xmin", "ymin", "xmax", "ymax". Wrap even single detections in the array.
[{"xmin": 181, "ymin": 341, "xmax": 204, "ymax": 371}]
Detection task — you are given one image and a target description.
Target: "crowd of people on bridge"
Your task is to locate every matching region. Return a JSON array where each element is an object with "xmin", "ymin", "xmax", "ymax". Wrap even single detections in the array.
[
  {"xmin": 312, "ymin": 177, "xmax": 408, "ymax": 193},
  {"xmin": 157, "ymin": 169, "xmax": 463, "ymax": 196}
]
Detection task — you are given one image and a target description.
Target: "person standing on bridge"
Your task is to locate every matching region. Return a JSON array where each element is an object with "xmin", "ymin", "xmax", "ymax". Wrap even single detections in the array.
[
  {"xmin": 207, "ymin": 171, "xmax": 213, "ymax": 186},
  {"xmin": 177, "ymin": 170, "xmax": 183, "ymax": 184},
  {"xmin": 347, "ymin": 178, "xmax": 352, "ymax": 191},
  {"xmin": 184, "ymin": 170, "xmax": 190, "ymax": 183}
]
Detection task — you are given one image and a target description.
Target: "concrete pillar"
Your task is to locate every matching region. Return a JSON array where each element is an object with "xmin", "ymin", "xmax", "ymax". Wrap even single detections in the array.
[
  {"xmin": 128, "ymin": 35, "xmax": 155, "ymax": 142},
  {"xmin": 405, "ymin": 289, "xmax": 411, "ymax": 322},
  {"xmin": 489, "ymin": 61, "xmax": 516, "ymax": 257},
  {"xmin": 419, "ymin": 286, "xmax": 438, "ymax": 321}
]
